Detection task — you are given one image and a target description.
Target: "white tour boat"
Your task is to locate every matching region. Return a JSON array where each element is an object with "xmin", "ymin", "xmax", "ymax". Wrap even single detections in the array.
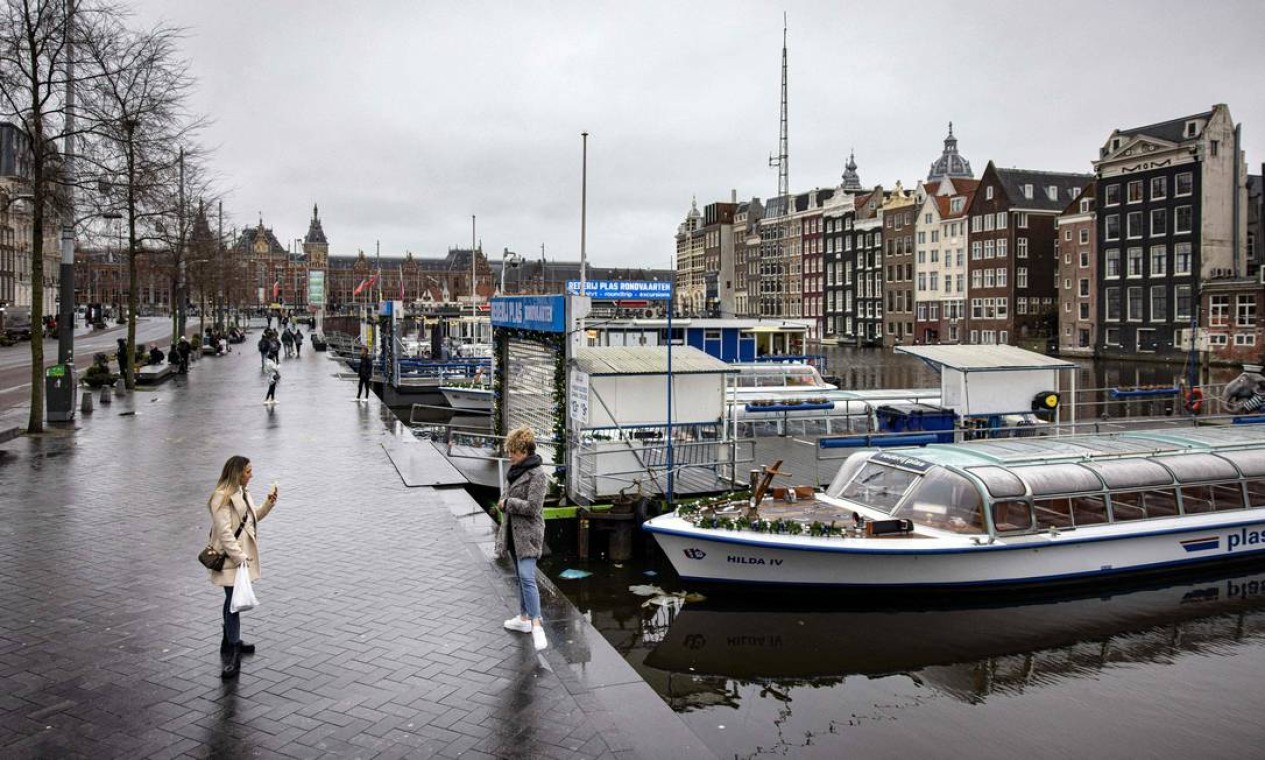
[
  {"xmin": 644, "ymin": 426, "xmax": 1265, "ymax": 589},
  {"xmin": 439, "ymin": 381, "xmax": 492, "ymax": 412}
]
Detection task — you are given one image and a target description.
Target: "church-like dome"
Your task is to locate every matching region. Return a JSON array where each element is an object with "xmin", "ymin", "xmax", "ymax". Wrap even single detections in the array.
[
  {"xmin": 927, "ymin": 123, "xmax": 973, "ymax": 182},
  {"xmin": 841, "ymin": 150, "xmax": 862, "ymax": 192}
]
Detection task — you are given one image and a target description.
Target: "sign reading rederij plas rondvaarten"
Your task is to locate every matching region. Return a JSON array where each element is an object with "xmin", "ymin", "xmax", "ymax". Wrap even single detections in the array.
[
  {"xmin": 565, "ymin": 280, "xmax": 672, "ymax": 300},
  {"xmin": 490, "ymin": 295, "xmax": 566, "ymax": 333}
]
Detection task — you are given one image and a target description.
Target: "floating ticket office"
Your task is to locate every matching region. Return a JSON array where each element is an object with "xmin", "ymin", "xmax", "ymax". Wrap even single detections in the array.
[{"xmin": 492, "ymin": 293, "xmax": 741, "ymax": 506}]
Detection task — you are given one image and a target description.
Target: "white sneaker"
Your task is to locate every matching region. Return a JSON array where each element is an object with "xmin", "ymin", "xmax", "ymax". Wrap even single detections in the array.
[
  {"xmin": 503, "ymin": 617, "xmax": 532, "ymax": 633},
  {"xmin": 532, "ymin": 625, "xmax": 548, "ymax": 651}
]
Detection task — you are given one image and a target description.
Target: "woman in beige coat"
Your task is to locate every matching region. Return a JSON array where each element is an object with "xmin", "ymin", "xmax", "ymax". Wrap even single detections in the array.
[{"xmin": 208, "ymin": 455, "xmax": 277, "ymax": 679}]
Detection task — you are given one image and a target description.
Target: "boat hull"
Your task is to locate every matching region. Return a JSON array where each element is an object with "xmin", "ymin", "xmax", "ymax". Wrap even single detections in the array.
[
  {"xmin": 440, "ymin": 386, "xmax": 492, "ymax": 411},
  {"xmin": 644, "ymin": 513, "xmax": 1265, "ymax": 589}
]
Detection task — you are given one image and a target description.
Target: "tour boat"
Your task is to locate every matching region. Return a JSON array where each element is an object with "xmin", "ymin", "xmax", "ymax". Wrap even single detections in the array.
[
  {"xmin": 439, "ymin": 380, "xmax": 492, "ymax": 412},
  {"xmin": 728, "ymin": 362, "xmax": 837, "ymax": 399},
  {"xmin": 643, "ymin": 426, "xmax": 1265, "ymax": 589}
]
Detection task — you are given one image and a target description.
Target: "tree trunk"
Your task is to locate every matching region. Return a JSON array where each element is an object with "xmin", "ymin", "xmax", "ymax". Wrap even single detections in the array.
[
  {"xmin": 125, "ymin": 136, "xmax": 138, "ymax": 390},
  {"xmin": 25, "ymin": 54, "xmax": 45, "ymax": 434}
]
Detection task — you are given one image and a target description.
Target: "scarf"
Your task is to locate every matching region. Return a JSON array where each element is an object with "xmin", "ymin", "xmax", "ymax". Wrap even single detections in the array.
[{"xmin": 506, "ymin": 454, "xmax": 542, "ymax": 486}]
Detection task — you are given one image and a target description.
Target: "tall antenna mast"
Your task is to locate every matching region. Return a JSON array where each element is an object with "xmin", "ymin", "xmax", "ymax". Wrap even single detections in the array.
[{"xmin": 769, "ymin": 14, "xmax": 788, "ymax": 200}]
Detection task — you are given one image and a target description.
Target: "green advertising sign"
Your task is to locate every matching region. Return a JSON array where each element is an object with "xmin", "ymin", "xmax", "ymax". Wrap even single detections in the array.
[
  {"xmin": 308, "ymin": 270, "xmax": 326, "ymax": 306},
  {"xmin": 46, "ymin": 364, "xmax": 66, "ymax": 378}
]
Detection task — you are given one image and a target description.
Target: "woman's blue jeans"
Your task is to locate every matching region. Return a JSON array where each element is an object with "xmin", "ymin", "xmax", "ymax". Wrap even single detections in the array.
[
  {"xmin": 515, "ymin": 557, "xmax": 541, "ymax": 620},
  {"xmin": 222, "ymin": 586, "xmax": 240, "ymax": 646}
]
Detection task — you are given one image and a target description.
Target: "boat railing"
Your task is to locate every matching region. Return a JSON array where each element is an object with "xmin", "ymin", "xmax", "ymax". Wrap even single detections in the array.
[
  {"xmin": 572, "ymin": 437, "xmax": 756, "ymax": 503},
  {"xmin": 1066, "ymin": 383, "xmax": 1229, "ymax": 424}
]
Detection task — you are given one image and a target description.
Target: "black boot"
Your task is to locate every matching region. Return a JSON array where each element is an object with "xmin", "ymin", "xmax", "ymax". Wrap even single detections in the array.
[
  {"xmin": 221, "ymin": 638, "xmax": 255, "ymax": 655},
  {"xmin": 220, "ymin": 643, "xmax": 241, "ymax": 680}
]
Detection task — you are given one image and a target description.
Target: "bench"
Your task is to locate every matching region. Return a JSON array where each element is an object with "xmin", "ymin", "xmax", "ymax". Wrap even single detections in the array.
[{"xmin": 135, "ymin": 363, "xmax": 174, "ymax": 384}]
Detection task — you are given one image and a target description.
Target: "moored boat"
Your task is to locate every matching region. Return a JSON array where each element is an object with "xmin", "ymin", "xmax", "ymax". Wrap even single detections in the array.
[
  {"xmin": 439, "ymin": 381, "xmax": 492, "ymax": 412},
  {"xmin": 643, "ymin": 426, "xmax": 1265, "ymax": 589}
]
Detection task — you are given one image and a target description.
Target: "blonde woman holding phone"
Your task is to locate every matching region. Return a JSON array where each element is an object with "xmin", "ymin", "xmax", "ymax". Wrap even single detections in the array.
[{"xmin": 207, "ymin": 455, "xmax": 278, "ymax": 679}]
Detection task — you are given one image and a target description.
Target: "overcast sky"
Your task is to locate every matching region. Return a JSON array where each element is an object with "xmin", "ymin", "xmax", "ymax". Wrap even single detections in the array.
[{"xmin": 128, "ymin": 0, "xmax": 1265, "ymax": 269}]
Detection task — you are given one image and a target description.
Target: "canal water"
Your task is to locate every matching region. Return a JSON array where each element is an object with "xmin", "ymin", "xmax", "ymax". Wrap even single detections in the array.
[{"xmin": 540, "ymin": 347, "xmax": 1265, "ymax": 758}]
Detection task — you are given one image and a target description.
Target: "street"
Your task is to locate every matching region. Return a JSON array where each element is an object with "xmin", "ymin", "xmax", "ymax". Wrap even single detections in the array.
[{"xmin": 0, "ymin": 317, "xmax": 179, "ymax": 410}]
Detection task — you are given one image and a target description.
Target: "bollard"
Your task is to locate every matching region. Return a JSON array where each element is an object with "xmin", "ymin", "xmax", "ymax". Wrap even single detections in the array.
[
  {"xmin": 114, "ymin": 382, "xmax": 126, "ymax": 397},
  {"xmin": 81, "ymin": 392, "xmax": 93, "ymax": 414},
  {"xmin": 100, "ymin": 387, "xmax": 111, "ymax": 405}
]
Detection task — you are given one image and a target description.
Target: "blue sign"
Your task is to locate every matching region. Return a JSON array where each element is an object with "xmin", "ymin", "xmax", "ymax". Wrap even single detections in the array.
[
  {"xmin": 565, "ymin": 279, "xmax": 673, "ymax": 300},
  {"xmin": 490, "ymin": 295, "xmax": 566, "ymax": 333}
]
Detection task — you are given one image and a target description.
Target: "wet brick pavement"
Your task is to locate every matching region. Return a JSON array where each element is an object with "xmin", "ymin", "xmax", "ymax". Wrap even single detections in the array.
[{"xmin": 0, "ymin": 338, "xmax": 711, "ymax": 759}]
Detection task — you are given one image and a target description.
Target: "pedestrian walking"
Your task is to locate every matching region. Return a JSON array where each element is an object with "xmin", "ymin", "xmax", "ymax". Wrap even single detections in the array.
[
  {"xmin": 116, "ymin": 338, "xmax": 130, "ymax": 386},
  {"xmin": 281, "ymin": 328, "xmax": 294, "ymax": 358},
  {"xmin": 177, "ymin": 336, "xmax": 192, "ymax": 374},
  {"xmin": 206, "ymin": 455, "xmax": 278, "ymax": 680},
  {"xmin": 264, "ymin": 358, "xmax": 280, "ymax": 404},
  {"xmin": 495, "ymin": 427, "xmax": 550, "ymax": 650},
  {"xmin": 294, "ymin": 328, "xmax": 304, "ymax": 357},
  {"xmin": 268, "ymin": 334, "xmax": 281, "ymax": 363},
  {"xmin": 257, "ymin": 334, "xmax": 269, "ymax": 370},
  {"xmin": 356, "ymin": 347, "xmax": 373, "ymax": 401}
]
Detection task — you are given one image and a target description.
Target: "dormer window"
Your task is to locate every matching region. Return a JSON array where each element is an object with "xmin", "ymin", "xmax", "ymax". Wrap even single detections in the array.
[
  {"xmin": 1080, "ymin": 199, "xmax": 1091, "ymax": 213},
  {"xmin": 951, "ymin": 197, "xmax": 964, "ymax": 213},
  {"xmin": 985, "ymin": 186, "xmax": 994, "ymax": 201},
  {"xmin": 1185, "ymin": 121, "xmax": 1199, "ymax": 137},
  {"xmin": 1111, "ymin": 138, "xmax": 1121, "ymax": 151},
  {"xmin": 1022, "ymin": 184, "xmax": 1033, "ymax": 199},
  {"xmin": 1047, "ymin": 186, "xmax": 1058, "ymax": 201}
]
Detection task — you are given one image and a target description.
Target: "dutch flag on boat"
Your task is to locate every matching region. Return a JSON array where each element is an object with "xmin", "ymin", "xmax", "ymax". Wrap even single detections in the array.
[{"xmin": 1181, "ymin": 536, "xmax": 1221, "ymax": 553}]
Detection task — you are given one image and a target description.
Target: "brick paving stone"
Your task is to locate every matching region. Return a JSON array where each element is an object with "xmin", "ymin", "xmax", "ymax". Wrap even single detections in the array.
[{"xmin": 0, "ymin": 339, "xmax": 712, "ymax": 759}]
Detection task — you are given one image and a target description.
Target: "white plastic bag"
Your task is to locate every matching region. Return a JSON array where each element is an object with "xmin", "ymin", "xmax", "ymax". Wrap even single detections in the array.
[{"xmin": 230, "ymin": 564, "xmax": 258, "ymax": 613}]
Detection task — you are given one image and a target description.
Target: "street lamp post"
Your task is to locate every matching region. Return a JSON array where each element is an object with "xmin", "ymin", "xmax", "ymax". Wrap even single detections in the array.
[{"xmin": 500, "ymin": 248, "xmax": 520, "ymax": 295}]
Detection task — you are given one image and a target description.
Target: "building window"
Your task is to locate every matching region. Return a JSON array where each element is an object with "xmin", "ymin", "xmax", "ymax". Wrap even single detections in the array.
[
  {"xmin": 1079, "ymin": 278, "xmax": 1090, "ymax": 297},
  {"xmin": 998, "ymin": 269, "xmax": 1008, "ymax": 287},
  {"xmin": 1016, "ymin": 212, "xmax": 1029, "ymax": 228},
  {"xmin": 1105, "ymin": 327, "xmax": 1120, "ymax": 346},
  {"xmin": 1127, "ymin": 247, "xmax": 1143, "ymax": 277},
  {"xmin": 1175, "ymin": 206, "xmax": 1193, "ymax": 235},
  {"xmin": 1236, "ymin": 334, "xmax": 1257, "ymax": 347},
  {"xmin": 1079, "ymin": 303, "xmax": 1090, "ymax": 320},
  {"xmin": 1105, "ymin": 287, "xmax": 1121, "ymax": 321},
  {"xmin": 1151, "ymin": 285, "xmax": 1167, "ymax": 321},
  {"xmin": 1150, "ymin": 245, "xmax": 1167, "ymax": 276},
  {"xmin": 1238, "ymin": 295, "xmax": 1257, "ymax": 328},
  {"xmin": 984, "ymin": 240, "xmax": 995, "ymax": 258},
  {"xmin": 1127, "ymin": 180, "xmax": 1143, "ymax": 204},
  {"xmin": 1105, "ymin": 248, "xmax": 1121, "ymax": 278},
  {"xmin": 1080, "ymin": 250, "xmax": 1090, "ymax": 267},
  {"xmin": 1151, "ymin": 176, "xmax": 1167, "ymax": 200},
  {"xmin": 1148, "ymin": 208, "xmax": 1166, "ymax": 237},
  {"xmin": 997, "ymin": 212, "xmax": 1008, "ymax": 229},
  {"xmin": 1174, "ymin": 242, "xmax": 1192, "ymax": 275},
  {"xmin": 984, "ymin": 269, "xmax": 996, "ymax": 288},
  {"xmin": 1105, "ymin": 214, "xmax": 1120, "ymax": 241},
  {"xmin": 971, "ymin": 269, "xmax": 982, "ymax": 289},
  {"xmin": 1176, "ymin": 172, "xmax": 1193, "ymax": 197},
  {"xmin": 1175, "ymin": 285, "xmax": 1192, "ymax": 321},
  {"xmin": 1137, "ymin": 328, "xmax": 1156, "ymax": 352},
  {"xmin": 1127, "ymin": 287, "xmax": 1143, "ymax": 321},
  {"xmin": 1017, "ymin": 238, "xmax": 1029, "ymax": 258},
  {"xmin": 997, "ymin": 239, "xmax": 1008, "ymax": 258},
  {"xmin": 985, "ymin": 186, "xmax": 994, "ymax": 200},
  {"xmin": 1017, "ymin": 267, "xmax": 1028, "ymax": 289},
  {"xmin": 1019, "ymin": 297, "xmax": 1029, "ymax": 314},
  {"xmin": 1127, "ymin": 211, "xmax": 1143, "ymax": 239},
  {"xmin": 971, "ymin": 241, "xmax": 982, "ymax": 260},
  {"xmin": 1105, "ymin": 184, "xmax": 1121, "ymax": 206}
]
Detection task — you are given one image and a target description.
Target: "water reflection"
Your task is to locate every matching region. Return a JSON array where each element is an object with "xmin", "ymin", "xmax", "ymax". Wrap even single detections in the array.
[{"xmin": 639, "ymin": 561, "xmax": 1265, "ymax": 709}]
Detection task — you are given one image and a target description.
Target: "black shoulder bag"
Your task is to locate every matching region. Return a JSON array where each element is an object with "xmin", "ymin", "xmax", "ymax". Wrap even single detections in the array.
[{"xmin": 197, "ymin": 499, "xmax": 251, "ymax": 571}]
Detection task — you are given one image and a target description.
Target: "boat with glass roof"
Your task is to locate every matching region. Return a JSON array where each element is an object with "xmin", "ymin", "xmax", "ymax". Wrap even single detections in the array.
[{"xmin": 643, "ymin": 426, "xmax": 1265, "ymax": 589}]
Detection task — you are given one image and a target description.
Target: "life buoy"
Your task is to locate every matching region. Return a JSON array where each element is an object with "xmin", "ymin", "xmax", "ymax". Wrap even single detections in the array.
[{"xmin": 1184, "ymin": 387, "xmax": 1204, "ymax": 413}]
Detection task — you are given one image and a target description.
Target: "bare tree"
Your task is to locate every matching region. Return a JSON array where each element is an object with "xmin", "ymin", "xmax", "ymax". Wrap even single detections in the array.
[
  {"xmin": 0, "ymin": 0, "xmax": 87, "ymax": 432},
  {"xmin": 77, "ymin": 17, "xmax": 199, "ymax": 388}
]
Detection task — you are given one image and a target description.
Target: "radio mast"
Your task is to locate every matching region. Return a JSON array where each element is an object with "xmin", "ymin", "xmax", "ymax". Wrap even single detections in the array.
[{"xmin": 769, "ymin": 15, "xmax": 788, "ymax": 200}]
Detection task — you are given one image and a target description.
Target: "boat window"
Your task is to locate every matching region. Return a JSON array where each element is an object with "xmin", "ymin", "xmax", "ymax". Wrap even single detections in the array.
[
  {"xmin": 826, "ymin": 451, "xmax": 874, "ymax": 497},
  {"xmin": 991, "ymin": 500, "xmax": 1033, "ymax": 533},
  {"xmin": 1081, "ymin": 459, "xmax": 1174, "ymax": 489},
  {"xmin": 1218, "ymin": 450, "xmax": 1265, "ymax": 477},
  {"xmin": 1112, "ymin": 489, "xmax": 1181, "ymax": 519},
  {"xmin": 1246, "ymin": 479, "xmax": 1265, "ymax": 507},
  {"xmin": 1180, "ymin": 485, "xmax": 1217, "ymax": 514},
  {"xmin": 1212, "ymin": 483, "xmax": 1246, "ymax": 511},
  {"xmin": 1014, "ymin": 463, "xmax": 1103, "ymax": 496},
  {"xmin": 837, "ymin": 461, "xmax": 920, "ymax": 514},
  {"xmin": 967, "ymin": 466, "xmax": 1026, "ymax": 498},
  {"xmin": 1159, "ymin": 454, "xmax": 1239, "ymax": 483},
  {"xmin": 1032, "ymin": 498, "xmax": 1074, "ymax": 530},
  {"xmin": 1072, "ymin": 495, "xmax": 1109, "ymax": 525},
  {"xmin": 757, "ymin": 374, "xmax": 784, "ymax": 388},
  {"xmin": 892, "ymin": 468, "xmax": 985, "ymax": 533}
]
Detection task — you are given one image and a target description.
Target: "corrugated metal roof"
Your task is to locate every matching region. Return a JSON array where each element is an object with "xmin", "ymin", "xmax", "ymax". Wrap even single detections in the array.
[
  {"xmin": 574, "ymin": 346, "xmax": 735, "ymax": 376},
  {"xmin": 895, "ymin": 344, "xmax": 1075, "ymax": 371}
]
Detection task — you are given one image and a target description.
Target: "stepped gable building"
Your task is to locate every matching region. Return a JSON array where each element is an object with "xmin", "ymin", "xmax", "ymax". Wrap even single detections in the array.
[
  {"xmin": 964, "ymin": 161, "xmax": 1091, "ymax": 347},
  {"xmin": 1092, "ymin": 104, "xmax": 1250, "ymax": 359},
  {"xmin": 850, "ymin": 186, "xmax": 886, "ymax": 345},
  {"xmin": 1055, "ymin": 184, "xmax": 1097, "ymax": 356},
  {"xmin": 913, "ymin": 177, "xmax": 978, "ymax": 344},
  {"xmin": 881, "ymin": 183, "xmax": 917, "ymax": 347},
  {"xmin": 822, "ymin": 188, "xmax": 856, "ymax": 342},
  {"xmin": 927, "ymin": 123, "xmax": 974, "ymax": 183}
]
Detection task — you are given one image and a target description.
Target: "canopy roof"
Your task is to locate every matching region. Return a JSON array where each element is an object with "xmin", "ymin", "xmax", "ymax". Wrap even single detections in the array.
[{"xmin": 895, "ymin": 344, "xmax": 1075, "ymax": 372}]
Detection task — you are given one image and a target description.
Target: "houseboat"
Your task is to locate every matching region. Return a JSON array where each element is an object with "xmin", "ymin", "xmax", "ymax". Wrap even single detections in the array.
[{"xmin": 643, "ymin": 426, "xmax": 1265, "ymax": 590}]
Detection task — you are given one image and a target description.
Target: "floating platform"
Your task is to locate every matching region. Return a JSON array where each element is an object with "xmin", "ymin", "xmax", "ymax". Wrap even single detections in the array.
[{"xmin": 381, "ymin": 437, "xmax": 468, "ymax": 487}]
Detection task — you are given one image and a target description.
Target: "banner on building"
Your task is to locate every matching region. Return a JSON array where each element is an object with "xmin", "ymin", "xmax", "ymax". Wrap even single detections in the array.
[
  {"xmin": 308, "ymin": 270, "xmax": 326, "ymax": 306},
  {"xmin": 565, "ymin": 280, "xmax": 672, "ymax": 300}
]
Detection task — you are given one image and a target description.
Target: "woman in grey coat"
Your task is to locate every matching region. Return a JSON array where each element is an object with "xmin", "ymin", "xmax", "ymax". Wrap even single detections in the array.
[{"xmin": 495, "ymin": 426, "xmax": 550, "ymax": 650}]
